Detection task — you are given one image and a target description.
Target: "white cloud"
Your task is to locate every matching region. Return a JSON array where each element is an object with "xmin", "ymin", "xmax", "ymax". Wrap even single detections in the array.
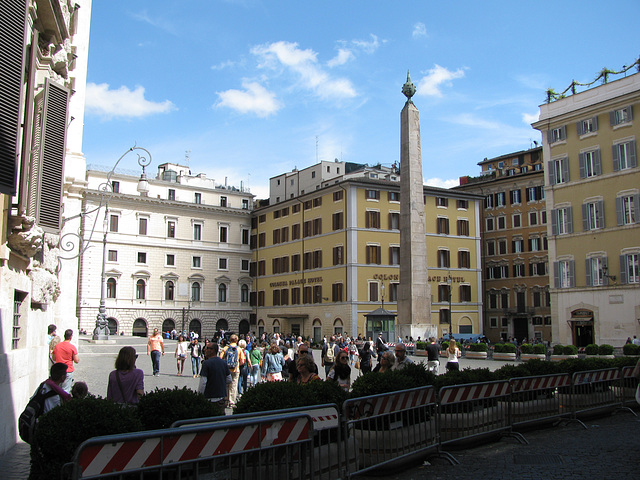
[
  {"xmin": 412, "ymin": 22, "xmax": 427, "ymax": 39},
  {"xmin": 211, "ymin": 60, "xmax": 238, "ymax": 71},
  {"xmin": 130, "ymin": 11, "xmax": 177, "ymax": 36},
  {"xmin": 424, "ymin": 177, "xmax": 459, "ymax": 189},
  {"xmin": 85, "ymin": 82, "xmax": 175, "ymax": 119},
  {"xmin": 216, "ymin": 81, "xmax": 282, "ymax": 117},
  {"xmin": 417, "ymin": 64, "xmax": 466, "ymax": 97},
  {"xmin": 449, "ymin": 113, "xmax": 502, "ymax": 130},
  {"xmin": 351, "ymin": 34, "xmax": 381, "ymax": 54},
  {"xmin": 251, "ymin": 41, "xmax": 356, "ymax": 100},
  {"xmin": 522, "ymin": 112, "xmax": 539, "ymax": 124},
  {"xmin": 328, "ymin": 48, "xmax": 354, "ymax": 67}
]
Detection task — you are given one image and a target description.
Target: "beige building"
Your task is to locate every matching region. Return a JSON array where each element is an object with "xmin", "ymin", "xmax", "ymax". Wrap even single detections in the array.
[
  {"xmin": 457, "ymin": 147, "xmax": 551, "ymax": 343},
  {"xmin": 252, "ymin": 163, "xmax": 484, "ymax": 342},
  {"xmin": 533, "ymin": 72, "xmax": 640, "ymax": 347},
  {"xmin": 78, "ymin": 163, "xmax": 254, "ymax": 338}
]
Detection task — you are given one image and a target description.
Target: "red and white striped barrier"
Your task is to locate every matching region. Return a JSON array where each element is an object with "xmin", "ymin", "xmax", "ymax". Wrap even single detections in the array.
[
  {"xmin": 439, "ymin": 381, "xmax": 510, "ymax": 405},
  {"xmin": 345, "ymin": 386, "xmax": 436, "ymax": 420},
  {"xmin": 510, "ymin": 374, "xmax": 570, "ymax": 393},
  {"xmin": 572, "ymin": 368, "xmax": 620, "ymax": 385},
  {"xmin": 75, "ymin": 417, "xmax": 311, "ymax": 478}
]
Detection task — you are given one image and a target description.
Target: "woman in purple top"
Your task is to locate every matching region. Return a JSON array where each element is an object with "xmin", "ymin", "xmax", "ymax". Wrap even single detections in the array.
[{"xmin": 107, "ymin": 346, "xmax": 144, "ymax": 404}]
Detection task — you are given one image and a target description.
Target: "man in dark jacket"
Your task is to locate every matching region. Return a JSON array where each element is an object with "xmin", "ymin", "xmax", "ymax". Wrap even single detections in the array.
[
  {"xmin": 198, "ymin": 342, "xmax": 231, "ymax": 409},
  {"xmin": 321, "ymin": 335, "xmax": 340, "ymax": 376}
]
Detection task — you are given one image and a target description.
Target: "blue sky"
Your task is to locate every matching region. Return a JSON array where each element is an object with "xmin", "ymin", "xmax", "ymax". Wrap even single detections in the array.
[{"xmin": 83, "ymin": 0, "xmax": 640, "ymax": 199}]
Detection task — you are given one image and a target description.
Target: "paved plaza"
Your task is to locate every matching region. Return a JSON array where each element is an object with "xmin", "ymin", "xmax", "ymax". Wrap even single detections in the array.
[{"xmin": 1, "ymin": 336, "xmax": 638, "ymax": 479}]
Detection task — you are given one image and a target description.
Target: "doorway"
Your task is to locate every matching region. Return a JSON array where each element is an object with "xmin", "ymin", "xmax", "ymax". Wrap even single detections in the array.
[{"xmin": 513, "ymin": 317, "xmax": 528, "ymax": 343}]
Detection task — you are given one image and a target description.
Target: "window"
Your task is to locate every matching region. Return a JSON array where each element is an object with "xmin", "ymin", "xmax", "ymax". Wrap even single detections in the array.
[
  {"xmin": 138, "ymin": 217, "xmax": 147, "ymax": 235},
  {"xmin": 439, "ymin": 309, "xmax": 450, "ymax": 325},
  {"xmin": 438, "ymin": 284, "xmax": 450, "ymax": 302},
  {"xmin": 389, "ymin": 212, "xmax": 400, "ymax": 230},
  {"xmin": 577, "ymin": 116, "xmax": 598, "ymax": 135},
  {"xmin": 219, "ymin": 258, "xmax": 228, "ymax": 270},
  {"xmin": 304, "ymin": 200, "xmax": 312, "ymax": 210},
  {"xmin": 168, "ymin": 189, "xmax": 175, "ymax": 201},
  {"xmin": 303, "ymin": 251, "xmax": 312, "ymax": 270},
  {"xmin": 529, "ymin": 211, "xmax": 538, "ymax": 226},
  {"xmin": 579, "ymin": 150, "xmax": 601, "ymax": 178},
  {"xmin": 365, "ymin": 210, "xmax": 380, "ymax": 229},
  {"xmin": 136, "ymin": 279, "xmax": 146, "ymax": 300},
  {"xmin": 218, "ymin": 283, "xmax": 227, "ymax": 302},
  {"xmin": 549, "ymin": 157, "xmax": 569, "ymax": 185},
  {"xmin": 610, "ymin": 106, "xmax": 633, "ymax": 126},
  {"xmin": 366, "ymin": 245, "xmax": 381, "ymax": 264},
  {"xmin": 165, "ymin": 281, "xmax": 174, "ymax": 300},
  {"xmin": 437, "ymin": 249, "xmax": 450, "ymax": 268},
  {"xmin": 528, "ymin": 236, "xmax": 541, "ymax": 252},
  {"xmin": 333, "ymin": 245, "xmax": 344, "ymax": 265},
  {"xmin": 281, "ymin": 226, "xmax": 288, "ymax": 242},
  {"xmin": 313, "ymin": 218, "xmax": 322, "ymax": 235},
  {"xmin": 332, "ymin": 283, "xmax": 343, "ymax": 302},
  {"xmin": 490, "ymin": 317, "xmax": 498, "ymax": 328},
  {"xmin": 486, "ymin": 217, "xmax": 494, "ymax": 231},
  {"xmin": 189, "ymin": 282, "xmax": 200, "ymax": 301},
  {"xmin": 552, "ymin": 207, "xmax": 573, "ymax": 235},
  {"xmin": 242, "ymin": 199, "xmax": 249, "ymax": 209},
  {"xmin": 512, "ymin": 238, "xmax": 524, "ymax": 253},
  {"xmin": 498, "ymin": 239, "xmax": 507, "ymax": 255},
  {"xmin": 485, "ymin": 195, "xmax": 494, "ymax": 209},
  {"xmin": 436, "ymin": 197, "xmax": 448, "ymax": 207},
  {"xmin": 257, "ymin": 291, "xmax": 265, "ymax": 307},
  {"xmin": 530, "ymin": 261, "xmax": 547, "ymax": 276},
  {"xmin": 303, "ymin": 286, "xmax": 312, "ymax": 303},
  {"xmin": 220, "ymin": 196, "xmax": 227, "ymax": 207},
  {"xmin": 107, "ymin": 278, "xmax": 117, "ymax": 299},
  {"xmin": 137, "ymin": 252, "xmax": 147, "ymax": 264},
  {"xmin": 259, "ymin": 214, "xmax": 266, "ymax": 223},
  {"xmin": 258, "ymin": 232, "xmax": 266, "ymax": 247},
  {"xmin": 108, "ymin": 250, "xmax": 117, "ymax": 262},
  {"xmin": 617, "ymin": 194, "xmax": 639, "ymax": 225},
  {"xmin": 501, "ymin": 293, "xmax": 509, "ymax": 308},
  {"xmin": 192, "ymin": 256, "xmax": 201, "ymax": 268},
  {"xmin": 389, "ymin": 246, "xmax": 400, "ymax": 265},
  {"xmin": 526, "ymin": 186, "xmax": 544, "ymax": 202},
  {"xmin": 167, "ymin": 221, "xmax": 176, "ymax": 238},
  {"xmin": 554, "ymin": 260, "xmax": 575, "ymax": 288},
  {"xmin": 513, "ymin": 263, "xmax": 525, "ymax": 277},
  {"xmin": 242, "ymin": 228, "xmax": 249, "ymax": 245},
  {"xmin": 495, "ymin": 192, "xmax": 506, "ymax": 207},
  {"xmin": 241, "ymin": 259, "xmax": 249, "ymax": 271},
  {"xmin": 437, "ymin": 217, "xmax": 449, "ymax": 234},
  {"xmin": 582, "ymin": 201, "xmax": 604, "ymax": 230},
  {"xmin": 488, "ymin": 293, "xmax": 498, "ymax": 309},
  {"xmin": 219, "ymin": 225, "xmax": 228, "ymax": 243},
  {"xmin": 497, "ymin": 216, "xmax": 506, "ymax": 230},
  {"xmin": 194, "ymin": 193, "xmax": 202, "ymax": 204},
  {"xmin": 586, "ymin": 256, "xmax": 607, "ymax": 286},
  {"xmin": 292, "ymin": 224, "xmax": 300, "ymax": 240},
  {"xmin": 313, "ymin": 285, "xmax": 322, "ymax": 304},
  {"xmin": 389, "ymin": 283, "xmax": 398, "ymax": 301},
  {"xmin": 241, "ymin": 284, "xmax": 249, "ymax": 303},
  {"xmin": 334, "ymin": 190, "xmax": 343, "ymax": 201},
  {"xmin": 111, "ymin": 181, "xmax": 120, "ymax": 193},
  {"xmin": 274, "ymin": 289, "xmax": 282, "ymax": 306},
  {"xmin": 486, "ymin": 240, "xmax": 495, "ymax": 256},
  {"xmin": 513, "ymin": 214, "xmax": 521, "ymax": 228},
  {"xmin": 510, "ymin": 189, "xmax": 521, "ymax": 205},
  {"xmin": 366, "ymin": 189, "xmax": 380, "ymax": 200},
  {"xmin": 313, "ymin": 249, "xmax": 323, "ymax": 269},
  {"xmin": 292, "ymin": 204, "xmax": 300, "ymax": 214},
  {"xmin": 613, "ymin": 140, "xmax": 637, "ymax": 170},
  {"xmin": 166, "ymin": 254, "xmax": 175, "ymax": 266},
  {"xmin": 193, "ymin": 224, "xmax": 202, "ymax": 241},
  {"xmin": 109, "ymin": 215, "xmax": 119, "ymax": 232},
  {"xmin": 621, "ymin": 253, "xmax": 640, "ymax": 284},
  {"xmin": 292, "ymin": 287, "xmax": 301, "ymax": 305},
  {"xmin": 457, "ymin": 199, "xmax": 468, "ymax": 209},
  {"xmin": 333, "ymin": 211, "xmax": 344, "ymax": 230},
  {"xmin": 291, "ymin": 254, "xmax": 301, "ymax": 271},
  {"xmin": 457, "ymin": 219, "xmax": 469, "ymax": 236},
  {"xmin": 549, "ymin": 125, "xmax": 566, "ymax": 143},
  {"xmin": 313, "ymin": 197, "xmax": 322, "ymax": 208},
  {"xmin": 459, "ymin": 285, "xmax": 471, "ymax": 302},
  {"xmin": 458, "ymin": 250, "xmax": 470, "ymax": 268},
  {"xmin": 388, "ymin": 191, "xmax": 400, "ymax": 202},
  {"xmin": 533, "ymin": 292, "xmax": 542, "ymax": 308},
  {"xmin": 369, "ymin": 282, "xmax": 379, "ymax": 302}
]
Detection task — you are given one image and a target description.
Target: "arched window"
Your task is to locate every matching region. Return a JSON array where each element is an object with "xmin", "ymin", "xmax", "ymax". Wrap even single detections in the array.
[
  {"xmin": 241, "ymin": 284, "xmax": 249, "ymax": 303},
  {"xmin": 165, "ymin": 280, "xmax": 174, "ymax": 300},
  {"xmin": 106, "ymin": 278, "xmax": 117, "ymax": 298},
  {"xmin": 191, "ymin": 282, "xmax": 201, "ymax": 302},
  {"xmin": 136, "ymin": 279, "xmax": 146, "ymax": 300},
  {"xmin": 218, "ymin": 283, "xmax": 227, "ymax": 302}
]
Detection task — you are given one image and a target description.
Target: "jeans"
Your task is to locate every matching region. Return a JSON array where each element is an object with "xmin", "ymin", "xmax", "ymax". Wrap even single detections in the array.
[
  {"xmin": 324, "ymin": 362, "xmax": 334, "ymax": 377},
  {"xmin": 191, "ymin": 356, "xmax": 201, "ymax": 375},
  {"xmin": 250, "ymin": 364, "xmax": 260, "ymax": 386},
  {"xmin": 238, "ymin": 365, "xmax": 248, "ymax": 395},
  {"xmin": 61, "ymin": 370, "xmax": 74, "ymax": 393},
  {"xmin": 151, "ymin": 350, "xmax": 161, "ymax": 375}
]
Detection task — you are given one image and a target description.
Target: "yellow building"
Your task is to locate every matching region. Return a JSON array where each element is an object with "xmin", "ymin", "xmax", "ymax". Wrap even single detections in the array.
[
  {"xmin": 533, "ymin": 69, "xmax": 640, "ymax": 347},
  {"xmin": 251, "ymin": 164, "xmax": 484, "ymax": 342}
]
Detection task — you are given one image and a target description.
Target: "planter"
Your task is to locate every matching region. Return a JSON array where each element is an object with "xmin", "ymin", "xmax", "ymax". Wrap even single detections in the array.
[
  {"xmin": 597, "ymin": 355, "xmax": 615, "ymax": 360},
  {"xmin": 520, "ymin": 353, "xmax": 546, "ymax": 361},
  {"xmin": 465, "ymin": 351, "xmax": 488, "ymax": 360},
  {"xmin": 550, "ymin": 354, "xmax": 578, "ymax": 362},
  {"xmin": 439, "ymin": 404, "xmax": 505, "ymax": 444},
  {"xmin": 414, "ymin": 350, "xmax": 428, "ymax": 357},
  {"xmin": 493, "ymin": 352, "xmax": 516, "ymax": 361}
]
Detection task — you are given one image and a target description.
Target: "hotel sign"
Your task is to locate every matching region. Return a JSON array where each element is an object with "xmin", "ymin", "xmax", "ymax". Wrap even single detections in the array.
[{"xmin": 269, "ymin": 276, "xmax": 323, "ymax": 288}]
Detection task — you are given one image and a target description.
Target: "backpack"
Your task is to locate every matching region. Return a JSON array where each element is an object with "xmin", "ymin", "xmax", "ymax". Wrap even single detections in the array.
[
  {"xmin": 324, "ymin": 344, "xmax": 336, "ymax": 363},
  {"xmin": 19, "ymin": 382, "xmax": 58, "ymax": 444},
  {"xmin": 224, "ymin": 346, "xmax": 239, "ymax": 369}
]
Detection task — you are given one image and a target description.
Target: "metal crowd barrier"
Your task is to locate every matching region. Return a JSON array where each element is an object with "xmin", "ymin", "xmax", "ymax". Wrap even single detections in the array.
[
  {"xmin": 172, "ymin": 404, "xmax": 347, "ymax": 480},
  {"xmin": 342, "ymin": 386, "xmax": 446, "ymax": 477},
  {"xmin": 618, "ymin": 365, "xmax": 640, "ymax": 412},
  {"xmin": 438, "ymin": 380, "xmax": 527, "ymax": 450},
  {"xmin": 63, "ymin": 412, "xmax": 314, "ymax": 480},
  {"xmin": 564, "ymin": 368, "xmax": 621, "ymax": 423},
  {"xmin": 508, "ymin": 373, "xmax": 571, "ymax": 428}
]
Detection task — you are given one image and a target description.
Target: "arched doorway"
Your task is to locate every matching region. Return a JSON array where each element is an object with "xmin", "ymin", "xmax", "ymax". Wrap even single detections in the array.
[
  {"xmin": 333, "ymin": 318, "xmax": 344, "ymax": 336},
  {"xmin": 313, "ymin": 318, "xmax": 322, "ymax": 344},
  {"xmin": 189, "ymin": 319, "xmax": 202, "ymax": 337},
  {"xmin": 238, "ymin": 319, "xmax": 250, "ymax": 335},
  {"xmin": 162, "ymin": 319, "xmax": 176, "ymax": 335},
  {"xmin": 216, "ymin": 318, "xmax": 229, "ymax": 333},
  {"xmin": 107, "ymin": 318, "xmax": 118, "ymax": 335},
  {"xmin": 132, "ymin": 318, "xmax": 148, "ymax": 337}
]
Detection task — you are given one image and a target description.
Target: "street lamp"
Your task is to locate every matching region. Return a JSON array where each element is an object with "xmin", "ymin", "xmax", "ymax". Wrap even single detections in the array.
[
  {"xmin": 380, "ymin": 282, "xmax": 385, "ymax": 309},
  {"xmin": 447, "ymin": 272, "xmax": 453, "ymax": 339}
]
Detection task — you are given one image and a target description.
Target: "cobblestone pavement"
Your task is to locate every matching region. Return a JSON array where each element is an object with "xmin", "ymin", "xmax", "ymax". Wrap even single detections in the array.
[{"xmin": 3, "ymin": 335, "xmax": 636, "ymax": 479}]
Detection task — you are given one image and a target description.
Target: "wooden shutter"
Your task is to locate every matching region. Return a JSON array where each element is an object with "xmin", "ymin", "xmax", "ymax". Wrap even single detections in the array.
[
  {"xmin": 619, "ymin": 255, "xmax": 628, "ymax": 285},
  {"xmin": 578, "ymin": 153, "xmax": 586, "ymax": 178},
  {"xmin": 582, "ymin": 204, "xmax": 589, "ymax": 231},
  {"xmin": 585, "ymin": 258, "xmax": 592, "ymax": 286},
  {"xmin": 548, "ymin": 161, "xmax": 556, "ymax": 185},
  {"xmin": 629, "ymin": 141, "xmax": 637, "ymax": 168}
]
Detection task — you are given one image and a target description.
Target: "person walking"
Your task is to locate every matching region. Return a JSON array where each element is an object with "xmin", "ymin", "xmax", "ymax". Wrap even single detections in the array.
[
  {"xmin": 174, "ymin": 335, "xmax": 188, "ymax": 375},
  {"xmin": 321, "ymin": 335, "xmax": 340, "ymax": 377},
  {"xmin": 248, "ymin": 342, "xmax": 262, "ymax": 387},
  {"xmin": 261, "ymin": 343, "xmax": 285, "ymax": 382},
  {"xmin": 199, "ymin": 342, "xmax": 231, "ymax": 410},
  {"xmin": 220, "ymin": 334, "xmax": 245, "ymax": 408},
  {"xmin": 51, "ymin": 329, "xmax": 79, "ymax": 393},
  {"xmin": 425, "ymin": 337, "xmax": 440, "ymax": 374},
  {"xmin": 147, "ymin": 328, "xmax": 165, "ymax": 376},
  {"xmin": 446, "ymin": 339, "xmax": 461, "ymax": 371},
  {"xmin": 190, "ymin": 338, "xmax": 202, "ymax": 377},
  {"xmin": 358, "ymin": 341, "xmax": 375, "ymax": 374},
  {"xmin": 106, "ymin": 346, "xmax": 144, "ymax": 405}
]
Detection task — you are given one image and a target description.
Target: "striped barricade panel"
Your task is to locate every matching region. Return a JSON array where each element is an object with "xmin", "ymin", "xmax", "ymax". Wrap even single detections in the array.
[
  {"xmin": 345, "ymin": 386, "xmax": 436, "ymax": 420},
  {"xmin": 510, "ymin": 374, "xmax": 570, "ymax": 393},
  {"xmin": 508, "ymin": 375, "xmax": 571, "ymax": 427},
  {"xmin": 572, "ymin": 368, "xmax": 619, "ymax": 386},
  {"xmin": 75, "ymin": 416, "xmax": 312, "ymax": 478},
  {"xmin": 439, "ymin": 381, "xmax": 510, "ymax": 405}
]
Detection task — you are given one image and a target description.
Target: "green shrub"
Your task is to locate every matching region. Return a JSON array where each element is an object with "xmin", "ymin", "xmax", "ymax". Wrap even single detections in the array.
[
  {"xmin": 519, "ymin": 343, "xmax": 534, "ymax": 354},
  {"xmin": 350, "ymin": 370, "xmax": 415, "ymax": 398},
  {"xmin": 493, "ymin": 343, "xmax": 504, "ymax": 353},
  {"xmin": 397, "ymin": 361, "xmax": 436, "ymax": 387},
  {"xmin": 533, "ymin": 344, "xmax": 547, "ymax": 355},
  {"xmin": 598, "ymin": 344, "xmax": 614, "ymax": 355},
  {"xmin": 500, "ymin": 343, "xmax": 517, "ymax": 353},
  {"xmin": 562, "ymin": 345, "xmax": 578, "ymax": 355},
  {"xmin": 468, "ymin": 343, "xmax": 488, "ymax": 352},
  {"xmin": 32, "ymin": 396, "xmax": 143, "ymax": 479},
  {"xmin": 137, "ymin": 387, "xmax": 224, "ymax": 430},
  {"xmin": 623, "ymin": 343, "xmax": 640, "ymax": 355},
  {"xmin": 612, "ymin": 356, "xmax": 640, "ymax": 368},
  {"xmin": 441, "ymin": 341, "xmax": 449, "ymax": 351},
  {"xmin": 584, "ymin": 344, "xmax": 599, "ymax": 355},
  {"xmin": 415, "ymin": 341, "xmax": 427, "ymax": 350},
  {"xmin": 433, "ymin": 367, "xmax": 496, "ymax": 390},
  {"xmin": 492, "ymin": 363, "xmax": 533, "ymax": 380},
  {"xmin": 521, "ymin": 359, "xmax": 562, "ymax": 376},
  {"xmin": 552, "ymin": 344, "xmax": 565, "ymax": 355}
]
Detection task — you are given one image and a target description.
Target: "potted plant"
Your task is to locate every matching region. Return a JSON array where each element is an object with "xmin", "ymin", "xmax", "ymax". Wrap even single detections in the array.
[
  {"xmin": 550, "ymin": 344, "xmax": 578, "ymax": 361},
  {"xmin": 466, "ymin": 342, "xmax": 488, "ymax": 359},
  {"xmin": 597, "ymin": 344, "xmax": 614, "ymax": 359},
  {"xmin": 440, "ymin": 341, "xmax": 449, "ymax": 358},
  {"xmin": 493, "ymin": 343, "xmax": 517, "ymax": 361},
  {"xmin": 623, "ymin": 343, "xmax": 640, "ymax": 356},
  {"xmin": 415, "ymin": 341, "xmax": 427, "ymax": 356},
  {"xmin": 520, "ymin": 343, "xmax": 546, "ymax": 361}
]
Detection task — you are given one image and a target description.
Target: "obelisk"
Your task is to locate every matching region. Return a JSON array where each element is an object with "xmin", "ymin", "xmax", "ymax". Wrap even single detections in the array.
[{"xmin": 397, "ymin": 71, "xmax": 433, "ymax": 341}]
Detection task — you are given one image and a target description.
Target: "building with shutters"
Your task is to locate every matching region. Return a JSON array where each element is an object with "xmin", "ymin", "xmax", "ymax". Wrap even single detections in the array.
[
  {"xmin": 456, "ymin": 147, "xmax": 551, "ymax": 344},
  {"xmin": 0, "ymin": 0, "xmax": 91, "ymax": 453},
  {"xmin": 251, "ymin": 162, "xmax": 484, "ymax": 342},
  {"xmin": 77, "ymin": 163, "xmax": 254, "ymax": 339},
  {"xmin": 532, "ymin": 71, "xmax": 640, "ymax": 347}
]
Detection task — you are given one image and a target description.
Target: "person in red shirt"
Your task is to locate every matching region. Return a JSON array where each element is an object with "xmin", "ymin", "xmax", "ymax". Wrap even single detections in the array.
[
  {"xmin": 52, "ymin": 329, "xmax": 79, "ymax": 393},
  {"xmin": 147, "ymin": 328, "xmax": 165, "ymax": 376}
]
